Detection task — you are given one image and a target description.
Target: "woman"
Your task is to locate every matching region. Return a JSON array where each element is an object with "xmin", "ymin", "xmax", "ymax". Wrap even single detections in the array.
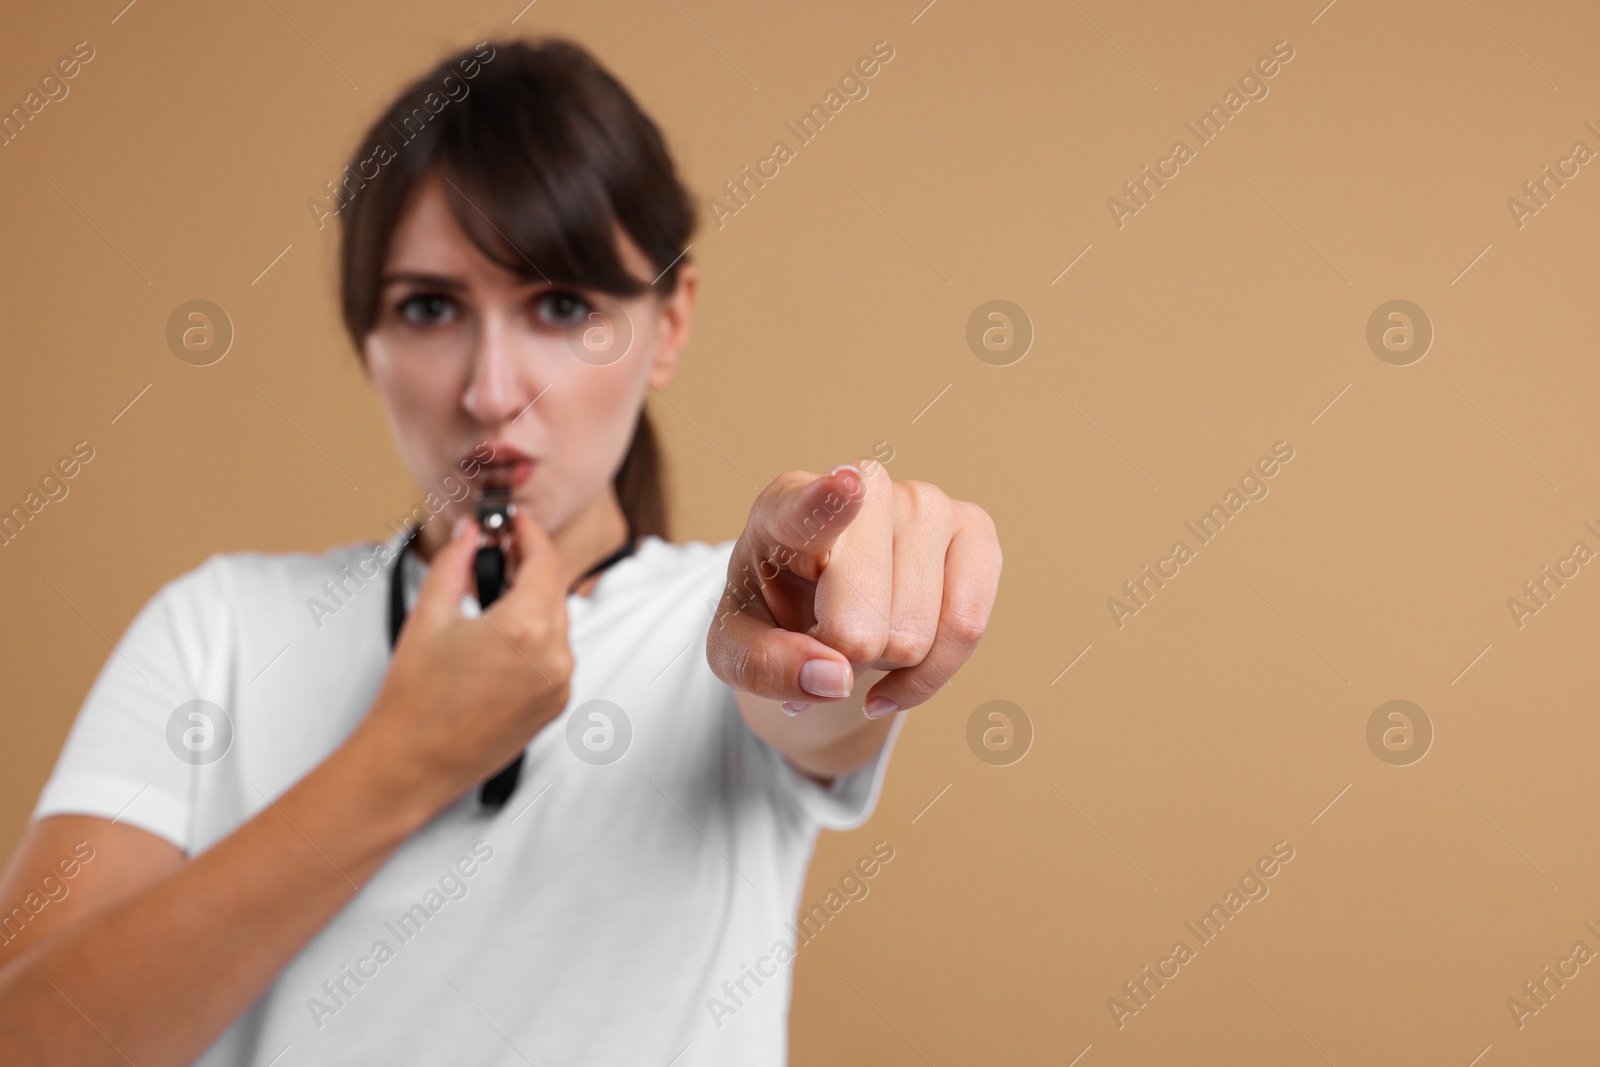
[{"xmin": 0, "ymin": 37, "xmax": 1000, "ymax": 1066}]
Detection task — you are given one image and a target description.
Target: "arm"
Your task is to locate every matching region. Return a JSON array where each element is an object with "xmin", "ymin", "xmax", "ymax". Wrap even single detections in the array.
[
  {"xmin": 0, "ymin": 511, "xmax": 576, "ymax": 1065},
  {"xmin": 0, "ymin": 741, "xmax": 441, "ymax": 1066},
  {"xmin": 709, "ymin": 460, "xmax": 1002, "ymax": 783}
]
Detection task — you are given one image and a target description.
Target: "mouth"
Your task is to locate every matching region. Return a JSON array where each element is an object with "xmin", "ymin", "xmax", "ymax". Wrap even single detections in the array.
[{"xmin": 468, "ymin": 442, "xmax": 537, "ymax": 490}]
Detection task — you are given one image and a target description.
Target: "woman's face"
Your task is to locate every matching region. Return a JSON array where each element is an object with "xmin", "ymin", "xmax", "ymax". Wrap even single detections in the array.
[{"xmin": 363, "ymin": 171, "xmax": 696, "ymax": 543}]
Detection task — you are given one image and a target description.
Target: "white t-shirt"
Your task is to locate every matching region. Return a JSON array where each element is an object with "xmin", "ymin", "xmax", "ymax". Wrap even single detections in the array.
[{"xmin": 31, "ymin": 528, "xmax": 902, "ymax": 1066}]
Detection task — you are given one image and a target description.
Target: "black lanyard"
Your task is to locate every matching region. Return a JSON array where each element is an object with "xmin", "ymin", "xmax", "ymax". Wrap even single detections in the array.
[{"xmin": 385, "ymin": 520, "xmax": 637, "ymax": 809}]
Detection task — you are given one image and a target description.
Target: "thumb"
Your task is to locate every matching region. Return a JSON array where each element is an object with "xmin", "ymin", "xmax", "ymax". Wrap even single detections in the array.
[
  {"xmin": 493, "ymin": 508, "xmax": 567, "ymax": 617},
  {"xmin": 407, "ymin": 516, "xmax": 480, "ymax": 635}
]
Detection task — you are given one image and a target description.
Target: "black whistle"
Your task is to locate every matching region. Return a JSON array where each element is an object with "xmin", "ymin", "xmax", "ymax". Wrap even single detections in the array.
[{"xmin": 474, "ymin": 475, "xmax": 523, "ymax": 811}]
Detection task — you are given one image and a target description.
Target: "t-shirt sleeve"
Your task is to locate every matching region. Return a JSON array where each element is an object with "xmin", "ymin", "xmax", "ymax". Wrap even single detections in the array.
[
  {"xmin": 767, "ymin": 711, "xmax": 905, "ymax": 832},
  {"xmin": 30, "ymin": 558, "xmax": 223, "ymax": 854},
  {"xmin": 697, "ymin": 537, "xmax": 902, "ymax": 832}
]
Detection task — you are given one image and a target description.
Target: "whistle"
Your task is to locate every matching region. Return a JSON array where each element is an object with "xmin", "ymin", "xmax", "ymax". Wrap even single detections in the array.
[
  {"xmin": 473, "ymin": 469, "xmax": 525, "ymax": 811},
  {"xmin": 473, "ymin": 470, "xmax": 516, "ymax": 609}
]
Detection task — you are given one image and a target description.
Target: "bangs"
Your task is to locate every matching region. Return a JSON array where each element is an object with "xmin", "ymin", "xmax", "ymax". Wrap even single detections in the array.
[
  {"xmin": 430, "ymin": 82, "xmax": 648, "ymax": 297},
  {"xmin": 339, "ymin": 39, "xmax": 694, "ymax": 350}
]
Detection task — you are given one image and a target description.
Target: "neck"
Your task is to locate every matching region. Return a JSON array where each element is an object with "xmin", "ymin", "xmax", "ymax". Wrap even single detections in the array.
[{"xmin": 411, "ymin": 488, "xmax": 632, "ymax": 599}]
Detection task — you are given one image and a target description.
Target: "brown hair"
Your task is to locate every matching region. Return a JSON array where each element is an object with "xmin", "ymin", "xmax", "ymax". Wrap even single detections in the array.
[{"xmin": 336, "ymin": 38, "xmax": 695, "ymax": 540}]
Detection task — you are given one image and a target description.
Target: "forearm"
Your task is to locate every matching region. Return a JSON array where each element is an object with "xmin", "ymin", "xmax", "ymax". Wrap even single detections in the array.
[
  {"xmin": 735, "ymin": 667, "xmax": 897, "ymax": 781},
  {"xmin": 0, "ymin": 733, "xmax": 439, "ymax": 1067}
]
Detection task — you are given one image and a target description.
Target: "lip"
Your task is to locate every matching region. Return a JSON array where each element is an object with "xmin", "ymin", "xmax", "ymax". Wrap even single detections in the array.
[{"xmin": 470, "ymin": 442, "xmax": 538, "ymax": 489}]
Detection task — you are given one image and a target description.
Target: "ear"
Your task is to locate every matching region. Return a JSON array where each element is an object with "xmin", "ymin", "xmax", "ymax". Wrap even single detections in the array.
[{"xmin": 646, "ymin": 262, "xmax": 697, "ymax": 391}]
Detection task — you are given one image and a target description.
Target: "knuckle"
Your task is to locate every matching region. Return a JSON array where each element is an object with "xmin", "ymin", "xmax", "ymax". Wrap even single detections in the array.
[
  {"xmin": 896, "ymin": 479, "xmax": 927, "ymax": 512},
  {"xmin": 547, "ymin": 645, "xmax": 575, "ymax": 681},
  {"xmin": 730, "ymin": 638, "xmax": 780, "ymax": 693},
  {"xmin": 944, "ymin": 601, "xmax": 990, "ymax": 646},
  {"xmin": 881, "ymin": 622, "xmax": 937, "ymax": 666},
  {"xmin": 539, "ymin": 661, "xmax": 574, "ymax": 704},
  {"xmin": 498, "ymin": 616, "xmax": 531, "ymax": 647},
  {"xmin": 505, "ymin": 613, "xmax": 551, "ymax": 650},
  {"xmin": 764, "ymin": 470, "xmax": 810, "ymax": 507},
  {"xmin": 899, "ymin": 479, "xmax": 946, "ymax": 517},
  {"xmin": 900, "ymin": 669, "xmax": 944, "ymax": 703},
  {"xmin": 815, "ymin": 616, "xmax": 887, "ymax": 665}
]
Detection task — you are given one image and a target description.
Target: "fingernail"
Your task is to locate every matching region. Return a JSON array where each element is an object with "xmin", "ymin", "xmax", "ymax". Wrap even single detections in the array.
[
  {"xmin": 781, "ymin": 701, "xmax": 812, "ymax": 716},
  {"xmin": 829, "ymin": 463, "xmax": 862, "ymax": 496},
  {"xmin": 452, "ymin": 516, "xmax": 471, "ymax": 540},
  {"xmin": 800, "ymin": 659, "xmax": 851, "ymax": 699},
  {"xmin": 864, "ymin": 696, "xmax": 899, "ymax": 719}
]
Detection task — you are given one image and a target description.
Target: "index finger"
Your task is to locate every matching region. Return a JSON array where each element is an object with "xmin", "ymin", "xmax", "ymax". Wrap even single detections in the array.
[
  {"xmin": 488, "ymin": 509, "xmax": 567, "ymax": 620},
  {"xmin": 745, "ymin": 463, "xmax": 870, "ymax": 582},
  {"xmin": 406, "ymin": 515, "xmax": 483, "ymax": 637}
]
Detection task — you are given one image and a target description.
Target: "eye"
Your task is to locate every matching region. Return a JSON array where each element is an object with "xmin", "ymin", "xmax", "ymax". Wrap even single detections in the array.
[
  {"xmin": 396, "ymin": 292, "xmax": 457, "ymax": 327},
  {"xmin": 534, "ymin": 290, "xmax": 593, "ymax": 328}
]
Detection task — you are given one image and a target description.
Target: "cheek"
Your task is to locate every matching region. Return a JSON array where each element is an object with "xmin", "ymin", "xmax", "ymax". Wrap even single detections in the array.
[
  {"xmin": 366, "ymin": 339, "xmax": 466, "ymax": 472},
  {"xmin": 368, "ymin": 333, "xmax": 474, "ymax": 409},
  {"xmin": 538, "ymin": 369, "xmax": 647, "ymax": 497},
  {"xmin": 555, "ymin": 371, "xmax": 642, "ymax": 455},
  {"xmin": 564, "ymin": 314, "xmax": 661, "ymax": 433}
]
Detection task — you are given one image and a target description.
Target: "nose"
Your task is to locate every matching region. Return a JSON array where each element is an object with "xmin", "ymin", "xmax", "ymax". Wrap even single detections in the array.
[{"xmin": 460, "ymin": 309, "xmax": 534, "ymax": 426}]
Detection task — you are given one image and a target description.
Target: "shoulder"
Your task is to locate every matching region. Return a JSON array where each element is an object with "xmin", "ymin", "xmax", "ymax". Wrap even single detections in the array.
[
  {"xmin": 190, "ymin": 537, "xmax": 392, "ymax": 595},
  {"xmin": 147, "ymin": 535, "xmax": 401, "ymax": 639},
  {"xmin": 206, "ymin": 536, "xmax": 396, "ymax": 590}
]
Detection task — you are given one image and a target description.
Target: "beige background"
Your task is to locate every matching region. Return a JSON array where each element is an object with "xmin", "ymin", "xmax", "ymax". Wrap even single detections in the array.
[{"xmin": 3, "ymin": 0, "xmax": 1599, "ymax": 1063}]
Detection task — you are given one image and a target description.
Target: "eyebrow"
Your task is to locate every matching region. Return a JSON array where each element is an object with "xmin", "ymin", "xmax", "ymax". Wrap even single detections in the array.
[{"xmin": 380, "ymin": 271, "xmax": 469, "ymax": 291}]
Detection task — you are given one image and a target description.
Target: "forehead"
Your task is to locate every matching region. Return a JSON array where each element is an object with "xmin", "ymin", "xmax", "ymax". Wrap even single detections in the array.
[
  {"xmin": 383, "ymin": 171, "xmax": 658, "ymax": 287},
  {"xmin": 384, "ymin": 173, "xmax": 480, "ymax": 275}
]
